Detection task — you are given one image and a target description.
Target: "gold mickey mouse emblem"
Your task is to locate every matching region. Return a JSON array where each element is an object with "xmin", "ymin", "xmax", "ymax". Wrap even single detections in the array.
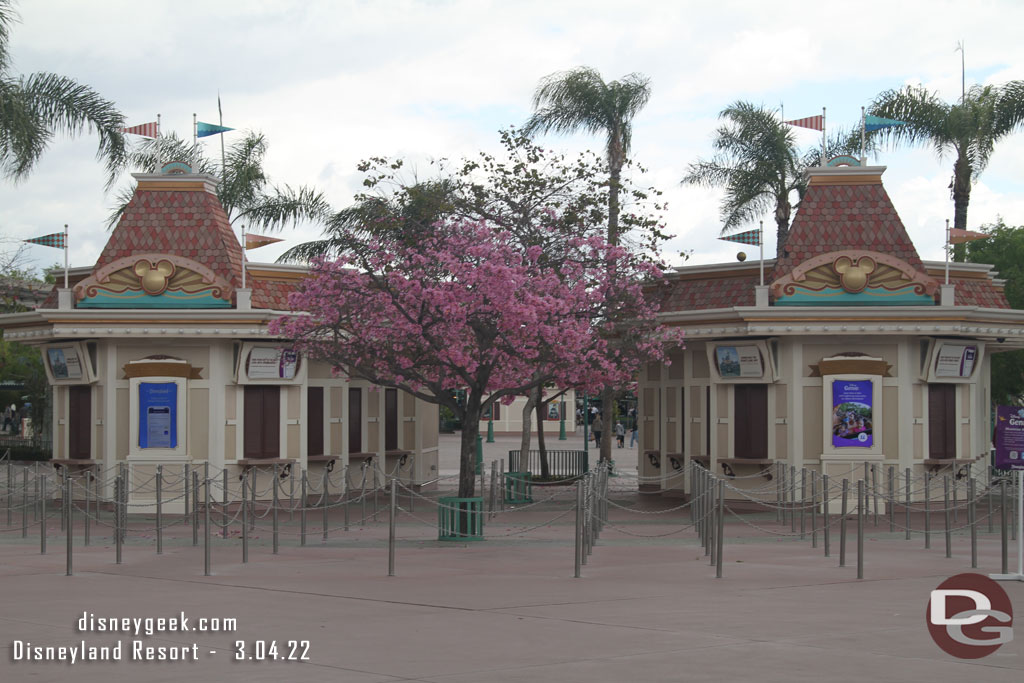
[
  {"xmin": 133, "ymin": 259, "xmax": 176, "ymax": 296},
  {"xmin": 833, "ymin": 256, "xmax": 875, "ymax": 293}
]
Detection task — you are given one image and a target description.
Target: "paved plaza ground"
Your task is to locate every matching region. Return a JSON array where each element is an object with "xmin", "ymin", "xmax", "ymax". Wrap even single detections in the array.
[{"xmin": 2, "ymin": 434, "xmax": 1023, "ymax": 681}]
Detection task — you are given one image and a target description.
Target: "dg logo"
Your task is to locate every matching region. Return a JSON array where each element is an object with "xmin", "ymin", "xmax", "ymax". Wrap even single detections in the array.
[{"xmin": 927, "ymin": 573, "xmax": 1014, "ymax": 658}]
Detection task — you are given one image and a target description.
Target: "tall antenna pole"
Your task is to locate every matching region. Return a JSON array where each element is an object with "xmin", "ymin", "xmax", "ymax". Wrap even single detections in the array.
[
  {"xmin": 63, "ymin": 224, "xmax": 68, "ymax": 290},
  {"xmin": 821, "ymin": 107, "xmax": 827, "ymax": 166},
  {"xmin": 956, "ymin": 41, "xmax": 965, "ymax": 104},
  {"xmin": 759, "ymin": 221, "xmax": 764, "ymax": 286},
  {"xmin": 945, "ymin": 219, "xmax": 951, "ymax": 285}
]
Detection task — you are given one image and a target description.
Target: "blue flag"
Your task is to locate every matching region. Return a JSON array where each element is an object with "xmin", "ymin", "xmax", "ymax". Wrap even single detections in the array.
[
  {"xmin": 864, "ymin": 115, "xmax": 906, "ymax": 132},
  {"xmin": 196, "ymin": 121, "xmax": 234, "ymax": 138}
]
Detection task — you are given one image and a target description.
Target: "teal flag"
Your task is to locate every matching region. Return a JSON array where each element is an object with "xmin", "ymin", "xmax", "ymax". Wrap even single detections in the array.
[
  {"xmin": 196, "ymin": 121, "xmax": 234, "ymax": 138},
  {"xmin": 864, "ymin": 115, "xmax": 906, "ymax": 132}
]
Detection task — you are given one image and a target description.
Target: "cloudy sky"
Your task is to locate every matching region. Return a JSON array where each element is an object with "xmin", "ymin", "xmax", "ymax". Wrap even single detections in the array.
[{"xmin": 3, "ymin": 0, "xmax": 1024, "ymax": 276}]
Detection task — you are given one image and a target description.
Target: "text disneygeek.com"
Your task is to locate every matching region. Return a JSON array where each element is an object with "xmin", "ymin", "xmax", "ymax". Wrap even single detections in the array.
[{"xmin": 10, "ymin": 612, "xmax": 310, "ymax": 664}]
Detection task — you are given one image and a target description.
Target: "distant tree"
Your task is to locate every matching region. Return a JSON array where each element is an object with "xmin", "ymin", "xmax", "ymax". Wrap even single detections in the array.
[
  {"xmin": 965, "ymin": 219, "xmax": 1024, "ymax": 404},
  {"xmin": 0, "ymin": 0, "xmax": 126, "ymax": 186},
  {"xmin": 868, "ymin": 82, "xmax": 1024, "ymax": 260},
  {"xmin": 525, "ymin": 67, "xmax": 653, "ymax": 463}
]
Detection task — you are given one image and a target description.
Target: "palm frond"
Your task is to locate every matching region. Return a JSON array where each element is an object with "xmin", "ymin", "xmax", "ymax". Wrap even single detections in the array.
[
  {"xmin": 233, "ymin": 185, "xmax": 333, "ymax": 233},
  {"xmin": 15, "ymin": 72, "xmax": 126, "ymax": 187}
]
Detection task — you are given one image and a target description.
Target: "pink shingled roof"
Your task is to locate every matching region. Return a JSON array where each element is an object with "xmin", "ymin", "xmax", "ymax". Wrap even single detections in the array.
[
  {"xmin": 769, "ymin": 179, "xmax": 923, "ymax": 282},
  {"xmin": 952, "ymin": 277, "xmax": 1010, "ymax": 308},
  {"xmin": 661, "ymin": 273, "xmax": 759, "ymax": 313},
  {"xmin": 95, "ymin": 186, "xmax": 244, "ymax": 290}
]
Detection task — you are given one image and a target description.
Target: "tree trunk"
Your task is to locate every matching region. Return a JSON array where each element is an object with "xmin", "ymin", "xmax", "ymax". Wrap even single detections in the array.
[
  {"xmin": 952, "ymin": 154, "xmax": 972, "ymax": 262},
  {"xmin": 536, "ymin": 388, "xmax": 550, "ymax": 479},
  {"xmin": 517, "ymin": 390, "xmax": 537, "ymax": 474},
  {"xmin": 600, "ymin": 389, "xmax": 613, "ymax": 463},
  {"xmin": 458, "ymin": 401, "xmax": 481, "ymax": 498},
  {"xmin": 608, "ymin": 165, "xmax": 621, "ymax": 247},
  {"xmin": 775, "ymin": 197, "xmax": 791, "ymax": 259}
]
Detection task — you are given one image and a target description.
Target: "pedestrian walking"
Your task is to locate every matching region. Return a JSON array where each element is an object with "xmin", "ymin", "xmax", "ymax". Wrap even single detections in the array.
[
  {"xmin": 615, "ymin": 422, "xmax": 625, "ymax": 447},
  {"xmin": 591, "ymin": 414, "xmax": 603, "ymax": 448}
]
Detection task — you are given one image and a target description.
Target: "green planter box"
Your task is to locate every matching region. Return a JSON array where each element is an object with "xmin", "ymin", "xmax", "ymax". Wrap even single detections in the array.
[
  {"xmin": 438, "ymin": 496, "xmax": 484, "ymax": 541},
  {"xmin": 504, "ymin": 472, "xmax": 533, "ymax": 504}
]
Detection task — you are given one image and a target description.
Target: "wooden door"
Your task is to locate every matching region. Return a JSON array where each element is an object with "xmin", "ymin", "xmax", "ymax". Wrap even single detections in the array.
[
  {"xmin": 929, "ymin": 384, "xmax": 956, "ymax": 459},
  {"xmin": 243, "ymin": 386, "xmax": 280, "ymax": 459},
  {"xmin": 733, "ymin": 384, "xmax": 768, "ymax": 459},
  {"xmin": 68, "ymin": 385, "xmax": 91, "ymax": 460},
  {"xmin": 384, "ymin": 388, "xmax": 398, "ymax": 451},
  {"xmin": 307, "ymin": 387, "xmax": 324, "ymax": 456},
  {"xmin": 348, "ymin": 388, "xmax": 362, "ymax": 453}
]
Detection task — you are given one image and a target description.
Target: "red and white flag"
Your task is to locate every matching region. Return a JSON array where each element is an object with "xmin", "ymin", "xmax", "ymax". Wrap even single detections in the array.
[
  {"xmin": 948, "ymin": 228, "xmax": 988, "ymax": 244},
  {"xmin": 785, "ymin": 115, "xmax": 824, "ymax": 131},
  {"xmin": 122, "ymin": 121, "xmax": 159, "ymax": 138}
]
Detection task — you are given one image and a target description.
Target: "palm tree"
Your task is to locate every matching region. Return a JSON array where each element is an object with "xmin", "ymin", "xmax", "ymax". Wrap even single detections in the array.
[
  {"xmin": 524, "ymin": 66, "xmax": 651, "ymax": 464},
  {"xmin": 524, "ymin": 67, "xmax": 651, "ymax": 246},
  {"xmin": 0, "ymin": 0, "xmax": 126, "ymax": 186},
  {"xmin": 868, "ymin": 82, "xmax": 1024, "ymax": 259},
  {"xmin": 107, "ymin": 131, "xmax": 332, "ymax": 234}
]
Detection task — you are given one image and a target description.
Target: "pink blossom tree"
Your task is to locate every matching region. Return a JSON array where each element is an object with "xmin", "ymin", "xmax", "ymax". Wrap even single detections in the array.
[{"xmin": 272, "ymin": 219, "xmax": 678, "ymax": 498}]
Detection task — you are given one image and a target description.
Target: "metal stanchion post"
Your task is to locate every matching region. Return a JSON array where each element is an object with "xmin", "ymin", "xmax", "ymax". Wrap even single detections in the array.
[
  {"xmin": 250, "ymin": 467, "xmax": 257, "ymax": 531},
  {"xmin": 925, "ymin": 474, "xmax": 931, "ymax": 549},
  {"xmin": 21, "ymin": 468, "xmax": 27, "ymax": 538},
  {"xmin": 66, "ymin": 476, "xmax": 73, "ymax": 576},
  {"xmin": 115, "ymin": 476, "xmax": 122, "ymax": 564},
  {"xmin": 905, "ymin": 467, "xmax": 912, "ymax": 541},
  {"xmin": 944, "ymin": 475, "xmax": 952, "ymax": 558},
  {"xmin": 241, "ymin": 470, "xmax": 249, "ymax": 564},
  {"xmin": 776, "ymin": 462, "xmax": 782, "ymax": 523},
  {"xmin": 388, "ymin": 478, "xmax": 396, "ymax": 577},
  {"xmin": 574, "ymin": 479, "xmax": 583, "ymax": 578},
  {"xmin": 301, "ymin": 470, "xmax": 307, "ymax": 547},
  {"xmin": 344, "ymin": 473, "xmax": 350, "ymax": 531},
  {"xmin": 5, "ymin": 460, "xmax": 11, "ymax": 527},
  {"xmin": 888, "ymin": 466, "xmax": 895, "ymax": 532},
  {"xmin": 715, "ymin": 480, "xmax": 725, "ymax": 578},
  {"xmin": 273, "ymin": 464, "xmax": 279, "ymax": 555},
  {"xmin": 192, "ymin": 470, "xmax": 199, "ymax": 546},
  {"xmin": 988, "ymin": 478, "xmax": 994, "ymax": 534},
  {"xmin": 40, "ymin": 475, "xmax": 47, "ymax": 554},
  {"xmin": 840, "ymin": 479, "xmax": 848, "ymax": 568},
  {"xmin": 857, "ymin": 479, "xmax": 864, "ymax": 579},
  {"xmin": 222, "ymin": 468, "xmax": 229, "ymax": 539},
  {"xmin": 322, "ymin": 468, "xmax": 329, "ymax": 543},
  {"xmin": 60, "ymin": 469, "xmax": 67, "ymax": 533},
  {"xmin": 953, "ymin": 475, "xmax": 959, "ymax": 524},
  {"xmin": 1001, "ymin": 479, "xmax": 1009, "ymax": 574},
  {"xmin": 289, "ymin": 470, "xmax": 295, "ymax": 522},
  {"xmin": 204, "ymin": 477, "xmax": 211, "ymax": 576},
  {"xmin": 156, "ymin": 465, "xmax": 163, "ymax": 555},
  {"xmin": 872, "ymin": 464, "xmax": 878, "ymax": 527},
  {"xmin": 811, "ymin": 471, "xmax": 818, "ymax": 549},
  {"xmin": 184, "ymin": 463, "xmax": 190, "ymax": 533},
  {"xmin": 800, "ymin": 468, "xmax": 806, "ymax": 540},
  {"xmin": 969, "ymin": 478, "xmax": 977, "ymax": 569},
  {"xmin": 581, "ymin": 477, "xmax": 590, "ymax": 565},
  {"xmin": 823, "ymin": 474, "xmax": 830, "ymax": 557},
  {"xmin": 84, "ymin": 472, "xmax": 91, "ymax": 547},
  {"xmin": 708, "ymin": 474, "xmax": 716, "ymax": 566},
  {"xmin": 790, "ymin": 466, "xmax": 797, "ymax": 532}
]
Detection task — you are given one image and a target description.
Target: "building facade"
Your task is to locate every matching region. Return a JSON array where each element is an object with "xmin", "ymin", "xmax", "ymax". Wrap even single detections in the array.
[
  {"xmin": 639, "ymin": 164, "xmax": 1024, "ymax": 501},
  {"xmin": 0, "ymin": 166, "xmax": 439, "ymax": 507}
]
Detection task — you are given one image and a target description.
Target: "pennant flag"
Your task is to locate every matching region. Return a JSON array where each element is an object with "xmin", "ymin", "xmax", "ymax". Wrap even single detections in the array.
[
  {"xmin": 864, "ymin": 115, "xmax": 906, "ymax": 132},
  {"xmin": 196, "ymin": 121, "xmax": 234, "ymax": 138},
  {"xmin": 245, "ymin": 234, "xmax": 285, "ymax": 250},
  {"xmin": 949, "ymin": 228, "xmax": 989, "ymax": 244},
  {"xmin": 785, "ymin": 115, "xmax": 824, "ymax": 131},
  {"xmin": 719, "ymin": 229, "xmax": 761, "ymax": 246},
  {"xmin": 23, "ymin": 232, "xmax": 66, "ymax": 249},
  {"xmin": 122, "ymin": 121, "xmax": 158, "ymax": 138}
]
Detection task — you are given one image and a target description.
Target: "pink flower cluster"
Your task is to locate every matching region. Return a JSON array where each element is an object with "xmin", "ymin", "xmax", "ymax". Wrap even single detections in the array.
[{"xmin": 270, "ymin": 220, "xmax": 682, "ymax": 404}]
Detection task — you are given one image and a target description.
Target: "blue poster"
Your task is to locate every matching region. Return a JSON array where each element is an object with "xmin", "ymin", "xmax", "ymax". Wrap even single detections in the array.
[
  {"xmin": 139, "ymin": 382, "xmax": 177, "ymax": 449},
  {"xmin": 995, "ymin": 406, "xmax": 1024, "ymax": 471},
  {"xmin": 831, "ymin": 380, "xmax": 873, "ymax": 448}
]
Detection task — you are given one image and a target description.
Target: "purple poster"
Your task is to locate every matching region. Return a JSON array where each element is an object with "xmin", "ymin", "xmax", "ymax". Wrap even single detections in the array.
[
  {"xmin": 831, "ymin": 380, "xmax": 873, "ymax": 448},
  {"xmin": 995, "ymin": 406, "xmax": 1024, "ymax": 471}
]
